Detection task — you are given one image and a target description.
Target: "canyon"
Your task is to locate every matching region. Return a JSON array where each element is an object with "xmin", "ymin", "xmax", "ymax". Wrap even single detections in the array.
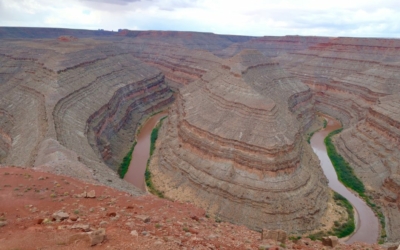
[{"xmin": 0, "ymin": 28, "xmax": 400, "ymax": 246}]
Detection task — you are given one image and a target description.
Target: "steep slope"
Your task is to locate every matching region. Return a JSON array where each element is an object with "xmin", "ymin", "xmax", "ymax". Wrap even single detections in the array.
[
  {"xmin": 334, "ymin": 95, "xmax": 400, "ymax": 242},
  {"xmin": 277, "ymin": 37, "xmax": 400, "ymax": 242},
  {"xmin": 0, "ymin": 38, "xmax": 173, "ymax": 194},
  {"xmin": 149, "ymin": 51, "xmax": 330, "ymax": 233}
]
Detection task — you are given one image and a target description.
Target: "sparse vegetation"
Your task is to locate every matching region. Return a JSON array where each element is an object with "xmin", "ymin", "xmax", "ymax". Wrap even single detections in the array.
[
  {"xmin": 118, "ymin": 141, "xmax": 137, "ymax": 178},
  {"xmin": 145, "ymin": 116, "xmax": 167, "ymax": 198},
  {"xmin": 324, "ymin": 128, "xmax": 387, "ymax": 243},
  {"xmin": 324, "ymin": 128, "xmax": 365, "ymax": 194},
  {"xmin": 323, "ymin": 119, "xmax": 327, "ymax": 128},
  {"xmin": 307, "ymin": 192, "xmax": 355, "ymax": 240},
  {"xmin": 306, "ymin": 130, "xmax": 317, "ymax": 144},
  {"xmin": 331, "ymin": 192, "xmax": 355, "ymax": 237}
]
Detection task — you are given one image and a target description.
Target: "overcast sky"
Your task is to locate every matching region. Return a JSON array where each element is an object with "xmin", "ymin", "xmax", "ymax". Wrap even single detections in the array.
[{"xmin": 1, "ymin": 0, "xmax": 400, "ymax": 37}]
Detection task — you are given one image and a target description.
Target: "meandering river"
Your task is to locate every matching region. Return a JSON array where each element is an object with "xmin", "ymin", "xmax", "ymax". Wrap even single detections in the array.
[
  {"xmin": 123, "ymin": 111, "xmax": 168, "ymax": 191},
  {"xmin": 310, "ymin": 115, "xmax": 379, "ymax": 244},
  {"xmin": 124, "ymin": 111, "xmax": 379, "ymax": 243}
]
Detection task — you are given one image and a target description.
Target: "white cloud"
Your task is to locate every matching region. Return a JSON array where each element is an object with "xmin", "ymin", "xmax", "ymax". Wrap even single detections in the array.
[{"xmin": 1, "ymin": 0, "xmax": 400, "ymax": 37}]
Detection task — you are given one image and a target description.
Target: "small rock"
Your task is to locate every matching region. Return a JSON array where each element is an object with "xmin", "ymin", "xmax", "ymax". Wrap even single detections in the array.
[
  {"xmin": 189, "ymin": 228, "xmax": 199, "ymax": 234},
  {"xmin": 99, "ymin": 221, "xmax": 108, "ymax": 227},
  {"xmin": 71, "ymin": 224, "xmax": 91, "ymax": 232},
  {"xmin": 130, "ymin": 230, "xmax": 139, "ymax": 237},
  {"xmin": 154, "ymin": 240, "xmax": 163, "ymax": 245},
  {"xmin": 321, "ymin": 236, "xmax": 338, "ymax": 247},
  {"xmin": 141, "ymin": 231, "xmax": 148, "ymax": 236},
  {"xmin": 52, "ymin": 211, "xmax": 69, "ymax": 221},
  {"xmin": 107, "ymin": 212, "xmax": 117, "ymax": 217},
  {"xmin": 38, "ymin": 176, "xmax": 44, "ymax": 180},
  {"xmin": 258, "ymin": 244, "xmax": 272, "ymax": 250},
  {"xmin": 42, "ymin": 218, "xmax": 52, "ymax": 224},
  {"xmin": 135, "ymin": 215, "xmax": 151, "ymax": 223},
  {"xmin": 388, "ymin": 245, "xmax": 400, "ymax": 250},
  {"xmin": 37, "ymin": 218, "xmax": 44, "ymax": 224},
  {"xmin": 261, "ymin": 229, "xmax": 286, "ymax": 243},
  {"xmin": 89, "ymin": 228, "xmax": 106, "ymax": 246},
  {"xmin": 86, "ymin": 190, "xmax": 96, "ymax": 198},
  {"xmin": 68, "ymin": 233, "xmax": 90, "ymax": 245},
  {"xmin": 70, "ymin": 215, "xmax": 78, "ymax": 221},
  {"xmin": 207, "ymin": 234, "xmax": 218, "ymax": 240},
  {"xmin": 190, "ymin": 215, "xmax": 199, "ymax": 221},
  {"xmin": 0, "ymin": 221, "xmax": 7, "ymax": 227}
]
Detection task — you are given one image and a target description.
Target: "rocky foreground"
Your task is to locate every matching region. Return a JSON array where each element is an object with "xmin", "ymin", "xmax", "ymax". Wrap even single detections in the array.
[{"xmin": 0, "ymin": 167, "xmax": 389, "ymax": 250}]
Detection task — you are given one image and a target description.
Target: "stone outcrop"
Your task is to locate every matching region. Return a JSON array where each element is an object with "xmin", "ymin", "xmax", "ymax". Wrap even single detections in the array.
[
  {"xmin": 0, "ymin": 38, "xmax": 173, "ymax": 194},
  {"xmin": 149, "ymin": 50, "xmax": 329, "ymax": 233}
]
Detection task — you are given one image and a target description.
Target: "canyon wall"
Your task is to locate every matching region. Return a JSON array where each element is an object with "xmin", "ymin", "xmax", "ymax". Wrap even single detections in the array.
[
  {"xmin": 149, "ymin": 50, "xmax": 330, "ymax": 233},
  {"xmin": 2, "ymin": 29, "xmax": 400, "ymax": 241},
  {"xmin": 0, "ymin": 38, "xmax": 173, "ymax": 194},
  {"xmin": 276, "ymin": 37, "xmax": 400, "ymax": 242}
]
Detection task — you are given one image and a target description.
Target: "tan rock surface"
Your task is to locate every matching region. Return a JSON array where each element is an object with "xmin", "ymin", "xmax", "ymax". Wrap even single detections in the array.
[
  {"xmin": 276, "ymin": 37, "xmax": 400, "ymax": 242},
  {"xmin": 150, "ymin": 51, "xmax": 330, "ymax": 234},
  {"xmin": 0, "ymin": 38, "xmax": 173, "ymax": 195}
]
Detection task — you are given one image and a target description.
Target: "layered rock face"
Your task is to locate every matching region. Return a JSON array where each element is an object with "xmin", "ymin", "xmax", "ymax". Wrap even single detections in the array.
[
  {"xmin": 215, "ymin": 36, "xmax": 330, "ymax": 58},
  {"xmin": 0, "ymin": 38, "xmax": 173, "ymax": 194},
  {"xmin": 334, "ymin": 95, "xmax": 400, "ymax": 242},
  {"xmin": 276, "ymin": 38, "xmax": 400, "ymax": 242},
  {"xmin": 277, "ymin": 38, "xmax": 400, "ymax": 127},
  {"xmin": 149, "ymin": 51, "xmax": 329, "ymax": 233},
  {"xmin": 116, "ymin": 39, "xmax": 226, "ymax": 90}
]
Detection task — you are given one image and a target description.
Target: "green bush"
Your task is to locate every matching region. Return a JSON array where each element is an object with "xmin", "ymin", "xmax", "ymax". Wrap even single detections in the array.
[
  {"xmin": 323, "ymin": 119, "xmax": 328, "ymax": 128},
  {"xmin": 324, "ymin": 129, "xmax": 365, "ymax": 194},
  {"xmin": 118, "ymin": 141, "xmax": 137, "ymax": 178},
  {"xmin": 324, "ymin": 128, "xmax": 386, "ymax": 243},
  {"xmin": 307, "ymin": 192, "xmax": 355, "ymax": 240},
  {"xmin": 145, "ymin": 116, "xmax": 167, "ymax": 198}
]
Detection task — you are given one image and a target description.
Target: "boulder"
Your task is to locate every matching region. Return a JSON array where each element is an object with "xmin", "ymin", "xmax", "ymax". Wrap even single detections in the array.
[
  {"xmin": 71, "ymin": 224, "xmax": 91, "ymax": 232},
  {"xmin": 86, "ymin": 190, "xmax": 96, "ymax": 198},
  {"xmin": 261, "ymin": 229, "xmax": 287, "ymax": 243},
  {"xmin": 322, "ymin": 236, "xmax": 339, "ymax": 247},
  {"xmin": 52, "ymin": 211, "xmax": 69, "ymax": 221},
  {"xmin": 89, "ymin": 228, "xmax": 106, "ymax": 246}
]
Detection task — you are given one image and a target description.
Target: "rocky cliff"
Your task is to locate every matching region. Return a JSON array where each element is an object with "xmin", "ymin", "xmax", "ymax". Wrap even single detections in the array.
[
  {"xmin": 0, "ymin": 38, "xmax": 173, "ymax": 194},
  {"xmin": 276, "ymin": 37, "xmax": 400, "ymax": 242},
  {"xmin": 149, "ymin": 50, "xmax": 330, "ymax": 233}
]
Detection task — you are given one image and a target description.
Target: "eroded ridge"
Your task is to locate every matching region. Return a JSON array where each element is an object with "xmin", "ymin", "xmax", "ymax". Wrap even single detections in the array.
[
  {"xmin": 0, "ymin": 38, "xmax": 173, "ymax": 195},
  {"xmin": 149, "ymin": 51, "xmax": 329, "ymax": 233}
]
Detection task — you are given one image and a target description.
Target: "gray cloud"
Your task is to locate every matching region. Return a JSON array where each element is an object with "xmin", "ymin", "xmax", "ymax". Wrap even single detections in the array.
[{"xmin": 82, "ymin": 0, "xmax": 140, "ymax": 5}]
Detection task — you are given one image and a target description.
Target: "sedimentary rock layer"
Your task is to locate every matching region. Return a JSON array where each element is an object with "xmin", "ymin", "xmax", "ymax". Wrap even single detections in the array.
[
  {"xmin": 334, "ymin": 95, "xmax": 400, "ymax": 242},
  {"xmin": 117, "ymin": 39, "xmax": 225, "ymax": 90},
  {"xmin": 276, "ymin": 37, "xmax": 400, "ymax": 242},
  {"xmin": 0, "ymin": 38, "xmax": 173, "ymax": 194},
  {"xmin": 150, "ymin": 51, "xmax": 329, "ymax": 233}
]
